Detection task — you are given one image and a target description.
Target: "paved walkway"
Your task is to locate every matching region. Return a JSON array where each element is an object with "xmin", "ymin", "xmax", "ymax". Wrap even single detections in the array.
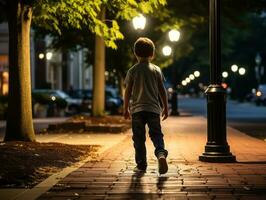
[{"xmin": 36, "ymin": 116, "xmax": 266, "ymax": 199}]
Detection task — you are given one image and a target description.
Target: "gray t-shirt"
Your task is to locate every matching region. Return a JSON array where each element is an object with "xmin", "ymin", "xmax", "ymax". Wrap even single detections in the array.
[{"xmin": 125, "ymin": 62, "xmax": 164, "ymax": 114}]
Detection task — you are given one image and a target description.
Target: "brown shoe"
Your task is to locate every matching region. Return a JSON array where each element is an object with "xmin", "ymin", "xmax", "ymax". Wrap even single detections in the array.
[{"xmin": 158, "ymin": 154, "xmax": 168, "ymax": 174}]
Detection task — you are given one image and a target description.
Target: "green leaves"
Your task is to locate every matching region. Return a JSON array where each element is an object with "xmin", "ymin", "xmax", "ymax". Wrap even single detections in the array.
[{"xmin": 32, "ymin": 0, "xmax": 167, "ymax": 49}]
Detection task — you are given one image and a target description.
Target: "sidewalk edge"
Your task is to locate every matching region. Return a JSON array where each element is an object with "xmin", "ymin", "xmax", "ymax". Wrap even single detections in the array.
[{"xmin": 13, "ymin": 134, "xmax": 130, "ymax": 200}]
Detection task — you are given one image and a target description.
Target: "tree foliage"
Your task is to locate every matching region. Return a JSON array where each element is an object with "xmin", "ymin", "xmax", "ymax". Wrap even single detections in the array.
[{"xmin": 32, "ymin": 0, "xmax": 166, "ymax": 49}]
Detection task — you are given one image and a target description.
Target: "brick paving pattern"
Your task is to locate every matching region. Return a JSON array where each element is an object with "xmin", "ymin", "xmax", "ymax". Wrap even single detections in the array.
[{"xmin": 38, "ymin": 117, "xmax": 266, "ymax": 200}]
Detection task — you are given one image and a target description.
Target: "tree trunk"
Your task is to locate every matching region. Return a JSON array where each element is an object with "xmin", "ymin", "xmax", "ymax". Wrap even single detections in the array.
[
  {"xmin": 5, "ymin": 1, "xmax": 35, "ymax": 141},
  {"xmin": 92, "ymin": 8, "xmax": 106, "ymax": 116}
]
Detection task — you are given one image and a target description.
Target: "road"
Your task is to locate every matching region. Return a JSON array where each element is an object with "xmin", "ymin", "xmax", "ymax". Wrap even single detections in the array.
[
  {"xmin": 0, "ymin": 97, "xmax": 265, "ymax": 141},
  {"xmin": 178, "ymin": 96, "xmax": 266, "ymax": 140}
]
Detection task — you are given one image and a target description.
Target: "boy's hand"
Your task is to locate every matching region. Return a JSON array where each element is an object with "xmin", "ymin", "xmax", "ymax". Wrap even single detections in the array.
[
  {"xmin": 124, "ymin": 108, "xmax": 131, "ymax": 120},
  {"xmin": 162, "ymin": 108, "xmax": 168, "ymax": 121}
]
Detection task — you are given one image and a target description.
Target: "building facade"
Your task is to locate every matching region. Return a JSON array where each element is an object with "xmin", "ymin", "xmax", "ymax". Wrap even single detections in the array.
[{"xmin": 0, "ymin": 22, "xmax": 93, "ymax": 95}]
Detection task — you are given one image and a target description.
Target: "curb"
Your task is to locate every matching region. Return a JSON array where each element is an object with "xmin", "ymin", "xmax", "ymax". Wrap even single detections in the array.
[{"xmin": 48, "ymin": 122, "xmax": 130, "ymax": 133}]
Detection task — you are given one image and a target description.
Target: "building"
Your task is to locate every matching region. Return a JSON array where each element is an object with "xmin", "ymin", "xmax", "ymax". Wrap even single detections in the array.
[
  {"xmin": 0, "ymin": 23, "xmax": 9, "ymax": 95},
  {"xmin": 0, "ymin": 22, "xmax": 93, "ymax": 95}
]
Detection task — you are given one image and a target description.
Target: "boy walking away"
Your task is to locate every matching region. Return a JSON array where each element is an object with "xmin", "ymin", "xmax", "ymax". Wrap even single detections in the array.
[{"xmin": 124, "ymin": 37, "xmax": 169, "ymax": 174}]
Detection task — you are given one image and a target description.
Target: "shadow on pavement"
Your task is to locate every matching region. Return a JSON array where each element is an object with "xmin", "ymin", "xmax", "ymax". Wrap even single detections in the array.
[
  {"xmin": 156, "ymin": 176, "xmax": 168, "ymax": 191},
  {"xmin": 127, "ymin": 171, "xmax": 152, "ymax": 199}
]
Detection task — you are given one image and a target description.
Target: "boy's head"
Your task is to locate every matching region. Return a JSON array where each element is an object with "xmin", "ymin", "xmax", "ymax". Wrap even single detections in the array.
[{"xmin": 134, "ymin": 37, "xmax": 155, "ymax": 60}]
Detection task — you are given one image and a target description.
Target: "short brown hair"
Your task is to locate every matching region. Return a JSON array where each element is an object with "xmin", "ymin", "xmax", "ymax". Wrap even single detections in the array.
[{"xmin": 134, "ymin": 37, "xmax": 155, "ymax": 58}]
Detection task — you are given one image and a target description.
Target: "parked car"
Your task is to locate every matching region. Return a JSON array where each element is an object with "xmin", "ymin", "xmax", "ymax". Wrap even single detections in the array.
[
  {"xmin": 67, "ymin": 88, "xmax": 123, "ymax": 114},
  {"xmin": 32, "ymin": 89, "xmax": 82, "ymax": 116},
  {"xmin": 254, "ymin": 84, "xmax": 266, "ymax": 106}
]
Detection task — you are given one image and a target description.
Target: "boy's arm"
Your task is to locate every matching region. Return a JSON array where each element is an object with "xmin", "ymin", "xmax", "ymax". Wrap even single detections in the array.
[
  {"xmin": 158, "ymin": 76, "xmax": 168, "ymax": 120},
  {"xmin": 123, "ymin": 81, "xmax": 133, "ymax": 119}
]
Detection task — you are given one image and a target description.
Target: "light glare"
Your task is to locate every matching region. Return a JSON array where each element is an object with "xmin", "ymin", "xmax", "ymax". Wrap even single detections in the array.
[
  {"xmin": 132, "ymin": 14, "xmax": 146, "ymax": 30},
  {"xmin": 162, "ymin": 45, "xmax": 172, "ymax": 56},
  {"xmin": 189, "ymin": 74, "xmax": 195, "ymax": 80},
  {"xmin": 46, "ymin": 52, "xmax": 53, "ymax": 60},
  {"xmin": 239, "ymin": 67, "xmax": 246, "ymax": 75},
  {"xmin": 222, "ymin": 71, "xmax": 228, "ymax": 78},
  {"xmin": 168, "ymin": 29, "xmax": 180, "ymax": 42},
  {"xmin": 194, "ymin": 71, "xmax": 200, "ymax": 77},
  {"xmin": 231, "ymin": 64, "xmax": 238, "ymax": 72},
  {"xmin": 182, "ymin": 80, "xmax": 187, "ymax": 86},
  {"xmin": 39, "ymin": 53, "xmax": 44, "ymax": 59}
]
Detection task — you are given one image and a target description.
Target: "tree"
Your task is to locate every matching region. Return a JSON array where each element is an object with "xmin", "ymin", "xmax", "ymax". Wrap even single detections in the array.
[
  {"xmin": 3, "ymin": 1, "xmax": 35, "ymax": 141},
  {"xmin": 34, "ymin": 0, "xmax": 168, "ymax": 116},
  {"xmin": 0, "ymin": 0, "xmax": 167, "ymax": 140}
]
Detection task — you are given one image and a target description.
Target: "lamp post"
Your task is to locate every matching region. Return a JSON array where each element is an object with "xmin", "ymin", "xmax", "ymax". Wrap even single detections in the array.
[
  {"xmin": 199, "ymin": 0, "xmax": 236, "ymax": 162},
  {"xmin": 168, "ymin": 29, "xmax": 181, "ymax": 116},
  {"xmin": 229, "ymin": 64, "xmax": 239, "ymax": 99}
]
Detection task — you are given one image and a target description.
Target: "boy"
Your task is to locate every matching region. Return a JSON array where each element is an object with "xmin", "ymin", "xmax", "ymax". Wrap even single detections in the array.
[{"xmin": 124, "ymin": 37, "xmax": 169, "ymax": 174}]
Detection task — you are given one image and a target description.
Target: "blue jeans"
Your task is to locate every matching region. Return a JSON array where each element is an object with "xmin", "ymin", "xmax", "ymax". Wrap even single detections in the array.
[{"xmin": 132, "ymin": 111, "xmax": 168, "ymax": 170}]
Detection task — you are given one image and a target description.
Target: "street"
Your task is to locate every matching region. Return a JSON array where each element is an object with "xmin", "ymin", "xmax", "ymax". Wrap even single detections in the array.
[
  {"xmin": 178, "ymin": 96, "xmax": 266, "ymax": 140},
  {"xmin": 0, "ymin": 97, "xmax": 265, "ymax": 141}
]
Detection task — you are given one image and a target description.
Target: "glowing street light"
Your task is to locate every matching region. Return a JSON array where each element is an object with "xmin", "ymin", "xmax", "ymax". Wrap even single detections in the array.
[
  {"xmin": 132, "ymin": 14, "xmax": 146, "ymax": 30},
  {"xmin": 231, "ymin": 64, "xmax": 238, "ymax": 72},
  {"xmin": 194, "ymin": 71, "xmax": 200, "ymax": 77},
  {"xmin": 46, "ymin": 52, "xmax": 53, "ymax": 60},
  {"xmin": 239, "ymin": 67, "xmax": 246, "ymax": 75},
  {"xmin": 168, "ymin": 29, "xmax": 180, "ymax": 42},
  {"xmin": 168, "ymin": 88, "xmax": 173, "ymax": 93},
  {"xmin": 222, "ymin": 71, "xmax": 228, "ymax": 78},
  {"xmin": 38, "ymin": 53, "xmax": 44, "ymax": 59},
  {"xmin": 185, "ymin": 77, "xmax": 191, "ymax": 83},
  {"xmin": 167, "ymin": 29, "xmax": 181, "ymax": 116},
  {"xmin": 189, "ymin": 74, "xmax": 195, "ymax": 80},
  {"xmin": 182, "ymin": 80, "xmax": 187, "ymax": 86},
  {"xmin": 162, "ymin": 45, "xmax": 172, "ymax": 56}
]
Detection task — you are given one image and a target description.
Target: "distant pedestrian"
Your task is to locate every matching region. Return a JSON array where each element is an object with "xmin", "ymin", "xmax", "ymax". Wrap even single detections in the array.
[{"xmin": 124, "ymin": 37, "xmax": 169, "ymax": 174}]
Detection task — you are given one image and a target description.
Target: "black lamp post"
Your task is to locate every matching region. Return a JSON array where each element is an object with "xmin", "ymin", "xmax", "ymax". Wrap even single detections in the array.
[
  {"xmin": 168, "ymin": 29, "xmax": 181, "ymax": 116},
  {"xmin": 199, "ymin": 0, "xmax": 236, "ymax": 162}
]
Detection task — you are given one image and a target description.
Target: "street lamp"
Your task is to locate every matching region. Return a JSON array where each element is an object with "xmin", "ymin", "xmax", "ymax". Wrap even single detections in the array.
[
  {"xmin": 231, "ymin": 64, "xmax": 238, "ymax": 72},
  {"xmin": 222, "ymin": 71, "xmax": 228, "ymax": 78},
  {"xmin": 38, "ymin": 53, "xmax": 45, "ymax": 59},
  {"xmin": 238, "ymin": 67, "xmax": 246, "ymax": 75},
  {"xmin": 167, "ymin": 29, "xmax": 181, "ymax": 116},
  {"xmin": 46, "ymin": 52, "xmax": 53, "ymax": 60},
  {"xmin": 163, "ymin": 42, "xmax": 178, "ymax": 115},
  {"xmin": 168, "ymin": 29, "xmax": 180, "ymax": 42},
  {"xmin": 185, "ymin": 77, "xmax": 191, "ymax": 83},
  {"xmin": 189, "ymin": 74, "xmax": 195, "ymax": 80},
  {"xmin": 194, "ymin": 71, "xmax": 200, "ymax": 77},
  {"xmin": 162, "ymin": 45, "xmax": 172, "ymax": 56},
  {"xmin": 182, "ymin": 80, "xmax": 187, "ymax": 86},
  {"xmin": 132, "ymin": 14, "xmax": 146, "ymax": 30},
  {"xmin": 199, "ymin": 0, "xmax": 236, "ymax": 163}
]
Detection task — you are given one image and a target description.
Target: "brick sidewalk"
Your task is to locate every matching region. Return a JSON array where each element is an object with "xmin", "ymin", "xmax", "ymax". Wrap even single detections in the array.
[{"xmin": 38, "ymin": 116, "xmax": 266, "ymax": 200}]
